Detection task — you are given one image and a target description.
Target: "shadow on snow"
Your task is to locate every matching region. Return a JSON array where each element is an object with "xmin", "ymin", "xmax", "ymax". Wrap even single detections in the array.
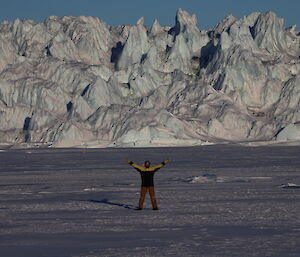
[{"xmin": 89, "ymin": 199, "xmax": 136, "ymax": 210}]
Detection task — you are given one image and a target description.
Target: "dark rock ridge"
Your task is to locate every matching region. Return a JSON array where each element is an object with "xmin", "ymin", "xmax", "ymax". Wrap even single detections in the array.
[{"xmin": 0, "ymin": 9, "xmax": 299, "ymax": 147}]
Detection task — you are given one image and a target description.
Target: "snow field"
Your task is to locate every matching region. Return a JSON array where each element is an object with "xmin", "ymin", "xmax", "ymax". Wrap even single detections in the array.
[{"xmin": 0, "ymin": 145, "xmax": 300, "ymax": 256}]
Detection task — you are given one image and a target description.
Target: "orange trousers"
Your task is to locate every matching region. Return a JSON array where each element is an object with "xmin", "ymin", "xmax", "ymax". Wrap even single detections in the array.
[{"xmin": 138, "ymin": 186, "xmax": 158, "ymax": 209}]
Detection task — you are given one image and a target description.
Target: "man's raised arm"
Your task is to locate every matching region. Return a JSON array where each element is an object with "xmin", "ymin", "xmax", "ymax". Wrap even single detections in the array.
[
  {"xmin": 125, "ymin": 159, "xmax": 134, "ymax": 165},
  {"xmin": 151, "ymin": 159, "xmax": 170, "ymax": 170},
  {"xmin": 124, "ymin": 159, "xmax": 144, "ymax": 170}
]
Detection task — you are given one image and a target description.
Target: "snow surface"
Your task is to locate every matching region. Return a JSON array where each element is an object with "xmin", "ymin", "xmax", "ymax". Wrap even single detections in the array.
[
  {"xmin": 1, "ymin": 145, "xmax": 300, "ymax": 257},
  {"xmin": 0, "ymin": 10, "xmax": 299, "ymax": 147}
]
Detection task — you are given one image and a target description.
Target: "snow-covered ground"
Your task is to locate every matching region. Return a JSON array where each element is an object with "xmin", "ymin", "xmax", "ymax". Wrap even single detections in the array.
[{"xmin": 0, "ymin": 145, "xmax": 300, "ymax": 257}]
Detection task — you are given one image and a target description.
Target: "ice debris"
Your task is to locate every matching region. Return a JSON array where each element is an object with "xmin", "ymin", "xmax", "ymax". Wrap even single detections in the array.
[{"xmin": 279, "ymin": 183, "xmax": 300, "ymax": 189}]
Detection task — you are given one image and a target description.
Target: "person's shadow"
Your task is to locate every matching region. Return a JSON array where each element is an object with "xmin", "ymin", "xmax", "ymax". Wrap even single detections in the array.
[{"xmin": 89, "ymin": 199, "xmax": 136, "ymax": 210}]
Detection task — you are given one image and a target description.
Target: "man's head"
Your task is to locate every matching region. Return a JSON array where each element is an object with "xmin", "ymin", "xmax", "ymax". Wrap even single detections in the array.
[{"xmin": 144, "ymin": 161, "xmax": 151, "ymax": 168}]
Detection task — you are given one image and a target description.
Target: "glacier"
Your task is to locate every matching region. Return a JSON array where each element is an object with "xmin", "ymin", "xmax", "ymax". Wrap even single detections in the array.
[{"xmin": 0, "ymin": 9, "xmax": 299, "ymax": 147}]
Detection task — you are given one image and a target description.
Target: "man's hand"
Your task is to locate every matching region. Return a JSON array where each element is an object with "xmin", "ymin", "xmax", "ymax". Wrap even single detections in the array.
[{"xmin": 124, "ymin": 159, "xmax": 132, "ymax": 164}]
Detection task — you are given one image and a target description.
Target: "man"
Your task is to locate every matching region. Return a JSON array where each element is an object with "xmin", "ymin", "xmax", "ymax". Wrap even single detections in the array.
[{"xmin": 125, "ymin": 159, "xmax": 169, "ymax": 210}]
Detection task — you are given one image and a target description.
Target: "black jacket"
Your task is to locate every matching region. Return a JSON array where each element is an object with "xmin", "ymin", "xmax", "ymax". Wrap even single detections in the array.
[{"xmin": 129, "ymin": 162, "xmax": 165, "ymax": 186}]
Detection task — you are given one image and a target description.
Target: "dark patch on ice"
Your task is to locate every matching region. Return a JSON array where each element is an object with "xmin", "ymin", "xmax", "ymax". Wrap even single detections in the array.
[
  {"xmin": 200, "ymin": 41, "xmax": 218, "ymax": 69},
  {"xmin": 23, "ymin": 117, "xmax": 31, "ymax": 131},
  {"xmin": 249, "ymin": 25, "xmax": 256, "ymax": 40},
  {"xmin": 213, "ymin": 73, "xmax": 225, "ymax": 91},
  {"xmin": 140, "ymin": 53, "xmax": 147, "ymax": 64},
  {"xmin": 168, "ymin": 26, "xmax": 179, "ymax": 38},
  {"xmin": 166, "ymin": 45, "xmax": 172, "ymax": 53},
  {"xmin": 81, "ymin": 84, "xmax": 90, "ymax": 96},
  {"xmin": 274, "ymin": 126, "xmax": 285, "ymax": 138},
  {"xmin": 208, "ymin": 225, "xmax": 282, "ymax": 237},
  {"xmin": 23, "ymin": 117, "xmax": 32, "ymax": 142},
  {"xmin": 203, "ymin": 173, "xmax": 217, "ymax": 179},
  {"xmin": 66, "ymin": 101, "xmax": 73, "ymax": 112},
  {"xmin": 45, "ymin": 45, "xmax": 52, "ymax": 57},
  {"xmin": 0, "ymin": 183, "xmax": 39, "ymax": 187},
  {"xmin": 111, "ymin": 41, "xmax": 124, "ymax": 68},
  {"xmin": 0, "ymin": 231, "xmax": 169, "ymax": 257},
  {"xmin": 89, "ymin": 199, "xmax": 136, "ymax": 210}
]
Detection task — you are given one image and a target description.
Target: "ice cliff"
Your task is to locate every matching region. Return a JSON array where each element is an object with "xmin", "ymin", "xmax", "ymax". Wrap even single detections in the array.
[{"xmin": 0, "ymin": 9, "xmax": 299, "ymax": 147}]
